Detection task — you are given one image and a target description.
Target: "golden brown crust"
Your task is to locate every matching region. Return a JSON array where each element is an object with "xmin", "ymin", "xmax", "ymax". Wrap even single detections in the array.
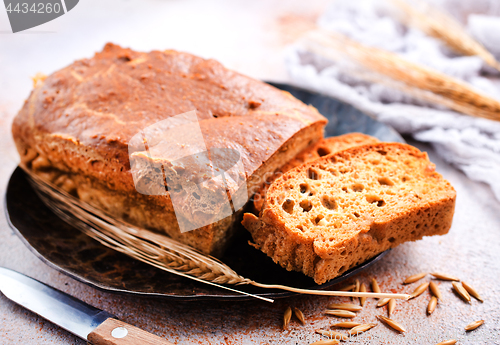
[
  {"xmin": 252, "ymin": 133, "xmax": 379, "ymax": 213},
  {"xmin": 242, "ymin": 143, "xmax": 456, "ymax": 284},
  {"xmin": 12, "ymin": 43, "xmax": 327, "ymax": 255}
]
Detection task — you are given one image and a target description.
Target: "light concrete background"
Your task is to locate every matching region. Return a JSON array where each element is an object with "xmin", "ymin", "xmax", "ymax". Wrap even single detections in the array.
[{"xmin": 1, "ymin": 1, "xmax": 499, "ymax": 344}]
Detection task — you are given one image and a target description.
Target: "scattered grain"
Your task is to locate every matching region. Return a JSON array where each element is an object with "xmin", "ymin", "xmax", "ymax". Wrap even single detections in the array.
[
  {"xmin": 293, "ymin": 307, "xmax": 306, "ymax": 325},
  {"xmin": 377, "ymin": 315, "xmax": 406, "ymax": 332},
  {"xmin": 461, "ymin": 282, "xmax": 483, "ymax": 302},
  {"xmin": 377, "ymin": 298, "xmax": 391, "ymax": 307},
  {"xmin": 427, "ymin": 296, "xmax": 437, "ymax": 315},
  {"xmin": 283, "ymin": 306, "xmax": 292, "ymax": 330},
  {"xmin": 309, "ymin": 340, "xmax": 340, "ymax": 345},
  {"xmin": 331, "ymin": 322, "xmax": 361, "ymax": 328},
  {"xmin": 431, "ymin": 272, "xmax": 459, "ymax": 281},
  {"xmin": 353, "ymin": 279, "xmax": 360, "ymax": 303},
  {"xmin": 359, "ymin": 283, "xmax": 367, "ymax": 306},
  {"xmin": 388, "ymin": 298, "xmax": 396, "ymax": 316},
  {"xmin": 409, "ymin": 282, "xmax": 430, "ymax": 299},
  {"xmin": 371, "ymin": 278, "xmax": 381, "ymax": 295},
  {"xmin": 325, "ymin": 310, "xmax": 357, "ymax": 318},
  {"xmin": 326, "ymin": 303, "xmax": 363, "ymax": 312},
  {"xmin": 435, "ymin": 340, "xmax": 457, "ymax": 345},
  {"xmin": 465, "ymin": 320, "xmax": 484, "ymax": 331},
  {"xmin": 429, "ymin": 281, "xmax": 442, "ymax": 300},
  {"xmin": 452, "ymin": 281, "xmax": 471, "ymax": 303},
  {"xmin": 403, "ymin": 272, "xmax": 427, "ymax": 284},
  {"xmin": 348, "ymin": 323, "xmax": 377, "ymax": 336}
]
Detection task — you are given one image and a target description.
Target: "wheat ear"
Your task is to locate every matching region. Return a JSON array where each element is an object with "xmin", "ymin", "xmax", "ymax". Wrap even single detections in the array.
[
  {"xmin": 24, "ymin": 168, "xmax": 410, "ymax": 302},
  {"xmin": 391, "ymin": 0, "xmax": 500, "ymax": 72},
  {"xmin": 305, "ymin": 30, "xmax": 500, "ymax": 122}
]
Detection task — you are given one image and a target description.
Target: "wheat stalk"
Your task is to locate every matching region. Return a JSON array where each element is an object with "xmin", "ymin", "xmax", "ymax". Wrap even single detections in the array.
[
  {"xmin": 391, "ymin": 0, "xmax": 500, "ymax": 72},
  {"xmin": 27, "ymin": 169, "xmax": 271, "ymax": 302},
  {"xmin": 305, "ymin": 30, "xmax": 500, "ymax": 122},
  {"xmin": 23, "ymin": 167, "xmax": 410, "ymax": 302}
]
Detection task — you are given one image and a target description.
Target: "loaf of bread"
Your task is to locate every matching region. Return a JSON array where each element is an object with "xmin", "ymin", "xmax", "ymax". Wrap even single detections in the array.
[
  {"xmin": 242, "ymin": 143, "xmax": 456, "ymax": 284},
  {"xmin": 252, "ymin": 133, "xmax": 379, "ymax": 213},
  {"xmin": 12, "ymin": 43, "xmax": 327, "ymax": 256}
]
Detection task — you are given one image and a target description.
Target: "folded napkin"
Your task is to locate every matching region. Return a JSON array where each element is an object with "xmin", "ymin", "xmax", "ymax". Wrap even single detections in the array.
[{"xmin": 286, "ymin": 0, "xmax": 500, "ymax": 201}]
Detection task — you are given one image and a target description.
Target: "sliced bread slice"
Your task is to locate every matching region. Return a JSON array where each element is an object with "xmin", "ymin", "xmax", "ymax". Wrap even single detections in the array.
[
  {"xmin": 242, "ymin": 143, "xmax": 456, "ymax": 284},
  {"xmin": 252, "ymin": 133, "xmax": 379, "ymax": 213}
]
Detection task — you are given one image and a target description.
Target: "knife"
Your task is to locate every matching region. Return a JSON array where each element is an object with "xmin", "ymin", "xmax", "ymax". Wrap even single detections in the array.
[{"xmin": 0, "ymin": 267, "xmax": 175, "ymax": 344}]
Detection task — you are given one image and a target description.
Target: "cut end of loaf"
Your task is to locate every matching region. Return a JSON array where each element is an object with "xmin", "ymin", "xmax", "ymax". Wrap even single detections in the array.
[{"xmin": 243, "ymin": 142, "xmax": 456, "ymax": 284}]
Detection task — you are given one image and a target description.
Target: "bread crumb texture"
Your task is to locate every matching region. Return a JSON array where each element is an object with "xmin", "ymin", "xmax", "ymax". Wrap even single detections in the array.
[
  {"xmin": 252, "ymin": 133, "xmax": 380, "ymax": 213},
  {"xmin": 242, "ymin": 143, "xmax": 456, "ymax": 284}
]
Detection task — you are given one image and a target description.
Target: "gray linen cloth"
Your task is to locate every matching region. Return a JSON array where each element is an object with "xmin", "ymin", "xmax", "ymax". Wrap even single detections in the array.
[{"xmin": 286, "ymin": 0, "xmax": 500, "ymax": 200}]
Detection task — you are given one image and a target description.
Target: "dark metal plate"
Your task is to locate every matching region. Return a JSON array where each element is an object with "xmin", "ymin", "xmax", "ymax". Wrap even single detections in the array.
[{"xmin": 4, "ymin": 83, "xmax": 403, "ymax": 301}]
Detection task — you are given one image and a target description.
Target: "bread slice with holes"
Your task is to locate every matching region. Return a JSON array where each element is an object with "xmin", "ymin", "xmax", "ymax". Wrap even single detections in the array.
[
  {"xmin": 242, "ymin": 143, "xmax": 456, "ymax": 284},
  {"xmin": 252, "ymin": 133, "xmax": 380, "ymax": 213}
]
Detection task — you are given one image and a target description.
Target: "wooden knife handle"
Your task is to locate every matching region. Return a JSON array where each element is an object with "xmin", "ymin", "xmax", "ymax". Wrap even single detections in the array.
[{"xmin": 87, "ymin": 318, "xmax": 175, "ymax": 345}]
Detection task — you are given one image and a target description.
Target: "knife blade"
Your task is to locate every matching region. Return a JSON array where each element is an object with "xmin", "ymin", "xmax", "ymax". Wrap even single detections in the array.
[{"xmin": 0, "ymin": 267, "xmax": 174, "ymax": 344}]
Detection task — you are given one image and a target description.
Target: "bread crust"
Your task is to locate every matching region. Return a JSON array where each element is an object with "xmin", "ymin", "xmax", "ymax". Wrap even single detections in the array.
[
  {"xmin": 242, "ymin": 143, "xmax": 456, "ymax": 284},
  {"xmin": 12, "ymin": 43, "xmax": 327, "ymax": 255}
]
